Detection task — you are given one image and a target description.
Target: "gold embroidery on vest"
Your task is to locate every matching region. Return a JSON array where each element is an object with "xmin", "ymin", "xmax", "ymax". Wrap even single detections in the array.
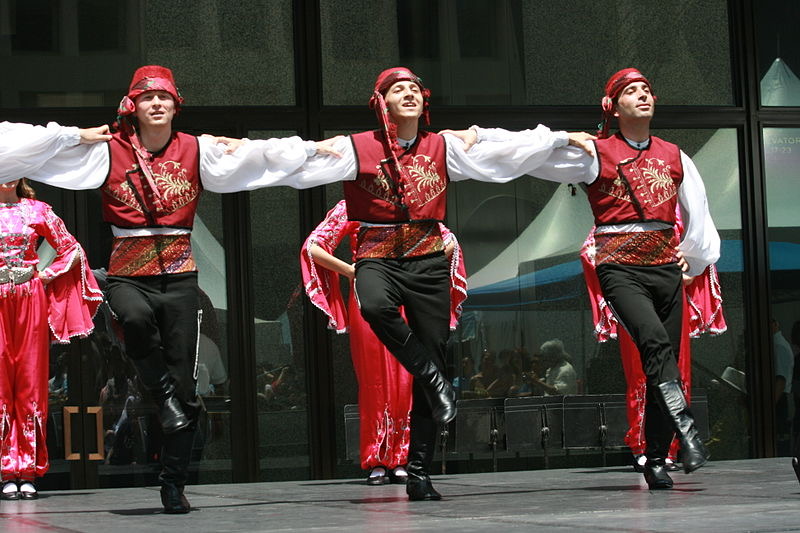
[
  {"xmin": 358, "ymin": 155, "xmax": 445, "ymax": 207},
  {"xmin": 152, "ymin": 161, "xmax": 199, "ymax": 213},
  {"xmin": 106, "ymin": 160, "xmax": 199, "ymax": 215},
  {"xmin": 410, "ymin": 155, "xmax": 446, "ymax": 206},
  {"xmin": 598, "ymin": 175, "xmax": 632, "ymax": 203},
  {"xmin": 599, "ymin": 156, "xmax": 676, "ymax": 207},
  {"xmin": 359, "ymin": 165, "xmax": 401, "ymax": 206},
  {"xmin": 639, "ymin": 157, "xmax": 677, "ymax": 206},
  {"xmin": 106, "ymin": 171, "xmax": 143, "ymax": 212}
]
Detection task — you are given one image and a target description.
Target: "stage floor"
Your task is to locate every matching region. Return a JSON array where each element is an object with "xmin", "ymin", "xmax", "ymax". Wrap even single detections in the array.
[{"xmin": 1, "ymin": 458, "xmax": 798, "ymax": 532}]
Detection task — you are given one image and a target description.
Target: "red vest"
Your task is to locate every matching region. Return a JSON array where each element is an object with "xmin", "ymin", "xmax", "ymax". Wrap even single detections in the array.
[
  {"xmin": 102, "ymin": 131, "xmax": 202, "ymax": 229},
  {"xmin": 588, "ymin": 133, "xmax": 683, "ymax": 226},
  {"xmin": 345, "ymin": 130, "xmax": 448, "ymax": 223}
]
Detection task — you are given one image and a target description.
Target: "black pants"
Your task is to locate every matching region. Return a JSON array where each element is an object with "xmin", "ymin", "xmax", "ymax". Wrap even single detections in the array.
[
  {"xmin": 106, "ymin": 272, "xmax": 201, "ymax": 487},
  {"xmin": 106, "ymin": 272, "xmax": 201, "ymax": 405},
  {"xmin": 597, "ymin": 262, "xmax": 683, "ymax": 460},
  {"xmin": 354, "ymin": 253, "xmax": 451, "ymax": 465}
]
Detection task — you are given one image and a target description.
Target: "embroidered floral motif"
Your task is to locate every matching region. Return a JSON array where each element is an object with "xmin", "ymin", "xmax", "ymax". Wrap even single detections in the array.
[
  {"xmin": 598, "ymin": 179, "xmax": 632, "ymax": 203},
  {"xmin": 641, "ymin": 157, "xmax": 677, "ymax": 205},
  {"xmin": 599, "ymin": 156, "xmax": 677, "ymax": 207},
  {"xmin": 358, "ymin": 154, "xmax": 445, "ymax": 206},
  {"xmin": 105, "ymin": 160, "xmax": 199, "ymax": 215},
  {"xmin": 409, "ymin": 155, "xmax": 446, "ymax": 206},
  {"xmin": 152, "ymin": 161, "xmax": 198, "ymax": 211},
  {"xmin": 363, "ymin": 169, "xmax": 397, "ymax": 206}
]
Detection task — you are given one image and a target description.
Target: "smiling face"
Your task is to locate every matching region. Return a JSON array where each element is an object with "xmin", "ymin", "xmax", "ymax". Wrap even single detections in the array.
[
  {"xmin": 614, "ymin": 81, "xmax": 655, "ymax": 122},
  {"xmin": 384, "ymin": 80, "xmax": 423, "ymax": 123},
  {"xmin": 134, "ymin": 90, "xmax": 176, "ymax": 129}
]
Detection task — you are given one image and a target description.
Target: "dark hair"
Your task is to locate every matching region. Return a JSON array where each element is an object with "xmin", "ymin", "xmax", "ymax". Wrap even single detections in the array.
[{"xmin": 17, "ymin": 178, "xmax": 36, "ymax": 199}]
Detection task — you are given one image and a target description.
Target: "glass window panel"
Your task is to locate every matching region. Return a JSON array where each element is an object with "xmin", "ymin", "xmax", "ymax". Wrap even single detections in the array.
[
  {"xmin": 763, "ymin": 127, "xmax": 800, "ymax": 455},
  {"xmin": 321, "ymin": 0, "xmax": 733, "ymax": 106},
  {"xmin": 10, "ymin": 0, "xmax": 58, "ymax": 53},
  {"xmin": 2, "ymin": 0, "xmax": 294, "ymax": 108},
  {"xmin": 756, "ymin": 1, "xmax": 800, "ymax": 106},
  {"xmin": 315, "ymin": 131, "xmax": 362, "ymax": 479},
  {"xmin": 248, "ymin": 130, "xmax": 310, "ymax": 481},
  {"xmin": 446, "ymin": 128, "xmax": 749, "ymax": 463},
  {"xmin": 140, "ymin": 0, "xmax": 295, "ymax": 106},
  {"xmin": 78, "ymin": 0, "xmax": 125, "ymax": 53},
  {"xmin": 193, "ymin": 193, "xmax": 233, "ymax": 484}
]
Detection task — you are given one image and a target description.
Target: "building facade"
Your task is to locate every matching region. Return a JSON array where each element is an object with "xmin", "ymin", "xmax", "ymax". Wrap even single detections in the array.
[{"xmin": 1, "ymin": 0, "xmax": 798, "ymax": 489}]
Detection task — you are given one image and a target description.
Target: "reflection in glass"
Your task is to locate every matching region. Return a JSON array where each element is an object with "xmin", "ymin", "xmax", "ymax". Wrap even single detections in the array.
[
  {"xmin": 756, "ymin": 1, "xmax": 800, "ymax": 106},
  {"xmin": 764, "ymin": 127, "xmax": 800, "ymax": 456},
  {"xmin": 448, "ymin": 128, "xmax": 749, "ymax": 462},
  {"xmin": 248, "ymin": 131, "xmax": 310, "ymax": 480}
]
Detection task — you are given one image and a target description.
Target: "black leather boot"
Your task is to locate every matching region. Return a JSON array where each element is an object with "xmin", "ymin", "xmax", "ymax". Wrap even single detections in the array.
[
  {"xmin": 407, "ymin": 463, "xmax": 442, "ymax": 501},
  {"xmin": 406, "ymin": 417, "xmax": 441, "ymax": 501},
  {"xmin": 393, "ymin": 334, "xmax": 456, "ymax": 424},
  {"xmin": 655, "ymin": 380, "xmax": 709, "ymax": 474},
  {"xmin": 159, "ymin": 423, "xmax": 197, "ymax": 514},
  {"xmin": 642, "ymin": 385, "xmax": 674, "ymax": 489},
  {"xmin": 792, "ymin": 457, "xmax": 800, "ymax": 484},
  {"xmin": 643, "ymin": 461, "xmax": 673, "ymax": 489},
  {"xmin": 160, "ymin": 484, "xmax": 191, "ymax": 514},
  {"xmin": 132, "ymin": 356, "xmax": 189, "ymax": 434}
]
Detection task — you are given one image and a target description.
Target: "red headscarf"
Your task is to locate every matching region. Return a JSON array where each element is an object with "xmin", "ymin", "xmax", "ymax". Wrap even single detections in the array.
[
  {"xmin": 598, "ymin": 68, "xmax": 655, "ymax": 138},
  {"xmin": 367, "ymin": 67, "xmax": 431, "ymax": 212},
  {"xmin": 116, "ymin": 65, "xmax": 184, "ymax": 119}
]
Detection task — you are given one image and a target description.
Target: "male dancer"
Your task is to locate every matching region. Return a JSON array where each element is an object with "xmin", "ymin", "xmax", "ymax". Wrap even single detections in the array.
[
  {"xmin": 6, "ymin": 65, "xmax": 336, "ymax": 513},
  {"xmin": 450, "ymin": 68, "xmax": 720, "ymax": 489},
  {"xmin": 243, "ymin": 66, "xmax": 592, "ymax": 499}
]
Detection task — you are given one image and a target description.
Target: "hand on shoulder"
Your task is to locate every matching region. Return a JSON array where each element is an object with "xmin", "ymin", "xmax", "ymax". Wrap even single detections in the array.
[
  {"xmin": 567, "ymin": 131, "xmax": 596, "ymax": 155},
  {"xmin": 439, "ymin": 128, "xmax": 477, "ymax": 151},
  {"xmin": 79, "ymin": 125, "xmax": 112, "ymax": 144}
]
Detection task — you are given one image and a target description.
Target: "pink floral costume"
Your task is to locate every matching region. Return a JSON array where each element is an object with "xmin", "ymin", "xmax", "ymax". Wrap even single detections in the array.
[
  {"xmin": 301, "ymin": 200, "xmax": 466, "ymax": 470},
  {"xmin": 0, "ymin": 198, "xmax": 101, "ymax": 481}
]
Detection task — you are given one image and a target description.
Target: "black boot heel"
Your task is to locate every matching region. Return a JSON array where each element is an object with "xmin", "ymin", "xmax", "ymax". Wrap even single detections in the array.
[{"xmin": 655, "ymin": 380, "xmax": 709, "ymax": 474}]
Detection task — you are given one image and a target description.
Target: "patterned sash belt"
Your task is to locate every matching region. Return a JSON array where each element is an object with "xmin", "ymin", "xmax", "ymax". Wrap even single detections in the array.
[
  {"xmin": 108, "ymin": 234, "xmax": 197, "ymax": 276},
  {"xmin": 594, "ymin": 229, "xmax": 678, "ymax": 266},
  {"xmin": 0, "ymin": 266, "xmax": 35, "ymax": 285},
  {"xmin": 356, "ymin": 221, "xmax": 444, "ymax": 260}
]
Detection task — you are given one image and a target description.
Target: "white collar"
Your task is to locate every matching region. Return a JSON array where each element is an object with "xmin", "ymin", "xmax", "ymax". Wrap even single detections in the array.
[
  {"xmin": 623, "ymin": 136, "xmax": 650, "ymax": 150},
  {"xmin": 398, "ymin": 136, "xmax": 416, "ymax": 150}
]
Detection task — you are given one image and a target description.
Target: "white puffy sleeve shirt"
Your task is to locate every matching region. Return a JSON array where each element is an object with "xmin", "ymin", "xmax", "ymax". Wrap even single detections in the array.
[
  {"xmin": 226, "ymin": 125, "xmax": 570, "ymax": 188},
  {"xmin": 472, "ymin": 126, "xmax": 720, "ymax": 277},
  {"xmin": 1, "ymin": 121, "xmax": 83, "ymax": 182},
  {"xmin": 9, "ymin": 132, "xmax": 321, "ymax": 192}
]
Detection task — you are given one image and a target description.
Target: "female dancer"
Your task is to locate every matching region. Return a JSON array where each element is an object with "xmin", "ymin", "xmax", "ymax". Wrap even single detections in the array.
[
  {"xmin": 0, "ymin": 178, "xmax": 101, "ymax": 499},
  {"xmin": 301, "ymin": 200, "xmax": 466, "ymax": 484}
]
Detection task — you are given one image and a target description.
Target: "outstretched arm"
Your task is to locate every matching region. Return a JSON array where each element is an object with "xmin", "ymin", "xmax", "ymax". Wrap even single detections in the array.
[
  {"xmin": 1, "ymin": 121, "xmax": 110, "ymax": 185},
  {"xmin": 441, "ymin": 127, "xmax": 595, "ymax": 154},
  {"xmin": 443, "ymin": 125, "xmax": 597, "ymax": 184},
  {"xmin": 199, "ymin": 134, "xmax": 356, "ymax": 192}
]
